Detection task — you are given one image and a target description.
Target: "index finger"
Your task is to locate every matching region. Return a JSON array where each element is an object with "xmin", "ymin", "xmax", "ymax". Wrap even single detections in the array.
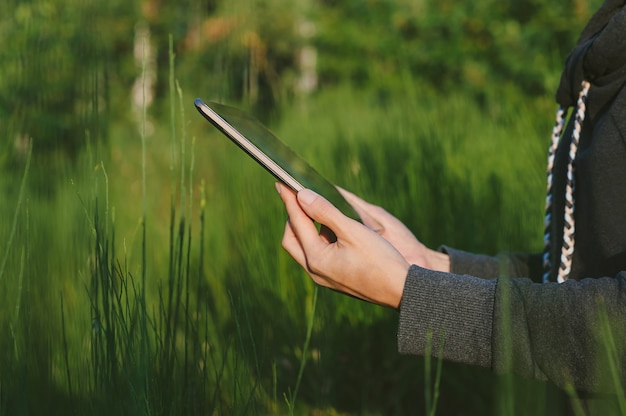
[{"xmin": 337, "ymin": 187, "xmax": 384, "ymax": 233}]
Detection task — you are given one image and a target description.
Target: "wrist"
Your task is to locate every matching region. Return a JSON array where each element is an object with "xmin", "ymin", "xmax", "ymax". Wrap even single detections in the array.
[
  {"xmin": 428, "ymin": 250, "xmax": 450, "ymax": 273},
  {"xmin": 387, "ymin": 260, "xmax": 411, "ymax": 309}
]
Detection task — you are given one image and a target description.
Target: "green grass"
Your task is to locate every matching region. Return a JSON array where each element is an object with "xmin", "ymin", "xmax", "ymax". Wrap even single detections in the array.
[{"xmin": 0, "ymin": 79, "xmax": 545, "ymax": 415}]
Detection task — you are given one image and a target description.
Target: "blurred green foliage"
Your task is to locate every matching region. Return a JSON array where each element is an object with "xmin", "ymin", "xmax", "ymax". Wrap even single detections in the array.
[
  {"xmin": 0, "ymin": 0, "xmax": 613, "ymax": 414},
  {"xmin": 0, "ymin": 0, "xmax": 138, "ymax": 163},
  {"xmin": 0, "ymin": 0, "xmax": 602, "ymax": 163},
  {"xmin": 313, "ymin": 0, "xmax": 598, "ymax": 96}
]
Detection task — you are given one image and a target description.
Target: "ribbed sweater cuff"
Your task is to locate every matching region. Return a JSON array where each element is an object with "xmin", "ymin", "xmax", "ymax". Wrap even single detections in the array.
[
  {"xmin": 439, "ymin": 245, "xmax": 501, "ymax": 279},
  {"xmin": 397, "ymin": 265, "xmax": 496, "ymax": 369}
]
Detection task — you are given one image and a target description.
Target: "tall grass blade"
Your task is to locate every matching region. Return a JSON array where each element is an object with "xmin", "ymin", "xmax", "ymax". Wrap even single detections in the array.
[
  {"xmin": 424, "ymin": 329, "xmax": 444, "ymax": 416},
  {"xmin": 289, "ymin": 285, "xmax": 319, "ymax": 415},
  {"xmin": 497, "ymin": 264, "xmax": 516, "ymax": 415},
  {"xmin": 563, "ymin": 382, "xmax": 586, "ymax": 416},
  {"xmin": 59, "ymin": 292, "xmax": 74, "ymax": 402},
  {"xmin": 597, "ymin": 302, "xmax": 626, "ymax": 414},
  {"xmin": 169, "ymin": 34, "xmax": 177, "ymax": 196},
  {"xmin": 0, "ymin": 140, "xmax": 32, "ymax": 282},
  {"xmin": 424, "ymin": 330, "xmax": 433, "ymax": 415}
]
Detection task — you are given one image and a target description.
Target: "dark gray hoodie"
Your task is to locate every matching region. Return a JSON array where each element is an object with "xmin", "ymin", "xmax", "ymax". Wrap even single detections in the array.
[{"xmin": 397, "ymin": 0, "xmax": 626, "ymax": 395}]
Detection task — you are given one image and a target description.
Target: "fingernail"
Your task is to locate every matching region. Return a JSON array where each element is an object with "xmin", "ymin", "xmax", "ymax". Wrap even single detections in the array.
[
  {"xmin": 298, "ymin": 189, "xmax": 317, "ymax": 205},
  {"xmin": 275, "ymin": 182, "xmax": 281, "ymax": 195}
]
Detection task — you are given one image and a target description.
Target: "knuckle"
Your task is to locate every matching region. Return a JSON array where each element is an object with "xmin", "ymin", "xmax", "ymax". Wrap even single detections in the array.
[
  {"xmin": 305, "ymin": 254, "xmax": 325, "ymax": 275},
  {"xmin": 312, "ymin": 199, "xmax": 334, "ymax": 220}
]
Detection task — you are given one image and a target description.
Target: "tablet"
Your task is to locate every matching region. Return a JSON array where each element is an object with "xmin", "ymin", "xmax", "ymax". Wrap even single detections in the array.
[{"xmin": 194, "ymin": 98, "xmax": 361, "ymax": 222}]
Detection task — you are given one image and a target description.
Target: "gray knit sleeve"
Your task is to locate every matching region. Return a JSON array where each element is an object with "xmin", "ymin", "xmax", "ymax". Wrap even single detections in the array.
[
  {"xmin": 397, "ymin": 265, "xmax": 496, "ymax": 368},
  {"xmin": 397, "ymin": 265, "xmax": 626, "ymax": 393},
  {"xmin": 440, "ymin": 246, "xmax": 544, "ymax": 282},
  {"xmin": 492, "ymin": 272, "xmax": 626, "ymax": 393}
]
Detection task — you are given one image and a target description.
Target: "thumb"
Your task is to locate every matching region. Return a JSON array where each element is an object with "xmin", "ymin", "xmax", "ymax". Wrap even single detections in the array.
[{"xmin": 297, "ymin": 189, "xmax": 351, "ymax": 234}]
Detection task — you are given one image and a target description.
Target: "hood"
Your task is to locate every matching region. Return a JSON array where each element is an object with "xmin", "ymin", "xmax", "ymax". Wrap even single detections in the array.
[{"xmin": 556, "ymin": 0, "xmax": 626, "ymax": 119}]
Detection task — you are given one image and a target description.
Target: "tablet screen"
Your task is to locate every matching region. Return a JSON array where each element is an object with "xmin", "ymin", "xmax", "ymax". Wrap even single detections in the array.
[{"xmin": 195, "ymin": 99, "xmax": 361, "ymax": 222}]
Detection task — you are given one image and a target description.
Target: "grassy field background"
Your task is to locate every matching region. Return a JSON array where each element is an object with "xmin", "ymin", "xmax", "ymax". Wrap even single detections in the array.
[{"xmin": 0, "ymin": 0, "xmax": 611, "ymax": 414}]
